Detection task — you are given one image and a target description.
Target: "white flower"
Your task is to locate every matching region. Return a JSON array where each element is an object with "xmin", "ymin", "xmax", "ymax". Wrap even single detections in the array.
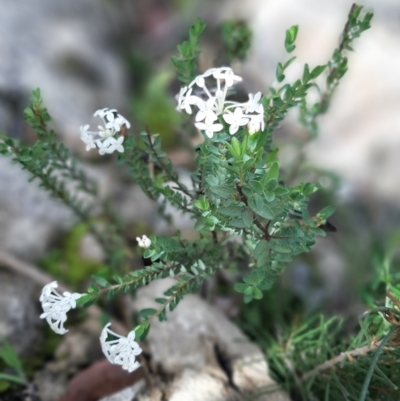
[
  {"xmin": 195, "ymin": 114, "xmax": 224, "ymax": 138},
  {"xmin": 40, "ymin": 281, "xmax": 81, "ymax": 335},
  {"xmin": 96, "ymin": 138, "xmax": 114, "ymax": 155},
  {"xmin": 223, "ymin": 107, "xmax": 249, "ymax": 135},
  {"xmin": 136, "ymin": 235, "xmax": 151, "ymax": 249},
  {"xmin": 195, "ymin": 97, "xmax": 217, "ymax": 122},
  {"xmin": 195, "ymin": 76, "xmax": 206, "ymax": 88},
  {"xmin": 80, "ymin": 125, "xmax": 96, "ymax": 151},
  {"xmin": 180, "ymin": 88, "xmax": 201, "ymax": 115},
  {"xmin": 80, "ymin": 108, "xmax": 129, "ymax": 155},
  {"xmin": 213, "ymin": 68, "xmax": 242, "ymax": 87},
  {"xmin": 175, "ymin": 67, "xmax": 266, "ymax": 138},
  {"xmin": 247, "ymin": 113, "xmax": 265, "ymax": 135},
  {"xmin": 94, "ymin": 108, "xmax": 131, "ymax": 130},
  {"xmin": 107, "ymin": 136, "xmax": 125, "ymax": 154},
  {"xmin": 246, "ymin": 92, "xmax": 263, "ymax": 114},
  {"xmin": 176, "ymin": 86, "xmax": 188, "ymax": 110},
  {"xmin": 94, "ymin": 108, "xmax": 114, "ymax": 119},
  {"xmin": 100, "ymin": 323, "xmax": 142, "ymax": 373}
]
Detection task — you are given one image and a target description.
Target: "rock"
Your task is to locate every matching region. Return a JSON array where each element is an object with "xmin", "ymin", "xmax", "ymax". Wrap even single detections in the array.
[
  {"xmin": 34, "ymin": 307, "xmax": 107, "ymax": 401},
  {"xmin": 0, "ymin": 0, "xmax": 129, "ymax": 152},
  {"xmin": 34, "ymin": 366, "xmax": 69, "ymax": 401},
  {"xmin": 0, "ymin": 270, "xmax": 43, "ymax": 357},
  {"xmin": 0, "ymin": 154, "xmax": 152, "ymax": 263},
  {"xmin": 102, "ymin": 279, "xmax": 289, "ymax": 401},
  {"xmin": 0, "ymin": 157, "xmax": 74, "ymax": 261},
  {"xmin": 99, "ymin": 382, "xmax": 146, "ymax": 401}
]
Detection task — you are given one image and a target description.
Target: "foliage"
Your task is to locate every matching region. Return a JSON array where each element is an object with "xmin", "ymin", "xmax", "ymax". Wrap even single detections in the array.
[
  {"xmin": 40, "ymin": 223, "xmax": 106, "ymax": 286},
  {"xmin": 171, "ymin": 17, "xmax": 206, "ymax": 85},
  {"xmin": 299, "ymin": 3, "xmax": 373, "ymax": 138},
  {"xmin": 2, "ymin": 3, "xmax": 396, "ymax": 400},
  {"xmin": 239, "ymin": 230, "xmax": 400, "ymax": 401},
  {"xmin": 0, "ymin": 2, "xmax": 371, "ymax": 334},
  {"xmin": 221, "ymin": 20, "xmax": 253, "ymax": 62},
  {"xmin": 0, "ymin": 338, "xmax": 26, "ymax": 392}
]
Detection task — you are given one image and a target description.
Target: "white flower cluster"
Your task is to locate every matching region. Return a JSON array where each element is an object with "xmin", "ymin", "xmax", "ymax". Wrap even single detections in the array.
[
  {"xmin": 80, "ymin": 108, "xmax": 130, "ymax": 155},
  {"xmin": 39, "ymin": 281, "xmax": 81, "ymax": 334},
  {"xmin": 136, "ymin": 234, "xmax": 151, "ymax": 249},
  {"xmin": 40, "ymin": 281, "xmax": 143, "ymax": 373},
  {"xmin": 176, "ymin": 67, "xmax": 265, "ymax": 137},
  {"xmin": 100, "ymin": 323, "xmax": 142, "ymax": 372}
]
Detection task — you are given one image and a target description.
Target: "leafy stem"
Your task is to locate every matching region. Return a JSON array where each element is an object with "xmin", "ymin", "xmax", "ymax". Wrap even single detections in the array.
[{"xmin": 145, "ymin": 126, "xmax": 194, "ymax": 200}]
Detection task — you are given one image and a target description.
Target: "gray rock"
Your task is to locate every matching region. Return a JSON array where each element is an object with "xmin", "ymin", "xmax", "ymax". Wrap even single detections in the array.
[
  {"xmin": 0, "ymin": 270, "xmax": 43, "ymax": 356},
  {"xmin": 0, "ymin": 0, "xmax": 129, "ymax": 150},
  {"xmin": 0, "ymin": 157, "xmax": 74, "ymax": 261},
  {"xmin": 103, "ymin": 279, "xmax": 289, "ymax": 401},
  {"xmin": 34, "ymin": 365, "xmax": 69, "ymax": 401},
  {"xmin": 99, "ymin": 382, "xmax": 146, "ymax": 401}
]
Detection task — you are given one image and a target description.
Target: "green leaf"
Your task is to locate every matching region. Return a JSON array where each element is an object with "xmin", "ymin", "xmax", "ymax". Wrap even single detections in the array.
[
  {"xmin": 302, "ymin": 63, "xmax": 310, "ymax": 83},
  {"xmin": 263, "ymin": 162, "xmax": 279, "ymax": 183},
  {"xmin": 217, "ymin": 206, "xmax": 243, "ymax": 217},
  {"xmin": 250, "ymin": 180, "xmax": 263, "ymax": 193},
  {"xmin": 274, "ymin": 187, "xmax": 289, "ymax": 196},
  {"xmin": 252, "ymin": 286, "xmax": 263, "ymax": 300},
  {"xmin": 254, "ymin": 240, "xmax": 270, "ymax": 266},
  {"xmin": 265, "ymin": 191, "xmax": 275, "ymax": 202},
  {"xmin": 276, "ymin": 62, "xmax": 285, "ymax": 82},
  {"xmin": 139, "ymin": 308, "xmax": 157, "ymax": 320},
  {"xmin": 234, "ymin": 283, "xmax": 248, "ymax": 293},
  {"xmin": 230, "ymin": 218, "xmax": 247, "ymax": 229},
  {"xmin": 310, "ymin": 64, "xmax": 326, "ymax": 79},
  {"xmin": 254, "ymin": 204, "xmax": 274, "ymax": 220},
  {"xmin": 194, "ymin": 196, "xmax": 210, "ymax": 211},
  {"xmin": 254, "ymin": 194, "xmax": 264, "ymax": 210},
  {"xmin": 76, "ymin": 293, "xmax": 97, "ymax": 307},
  {"xmin": 269, "ymin": 241, "xmax": 292, "ymax": 254},
  {"xmin": 92, "ymin": 276, "xmax": 109, "ymax": 288},
  {"xmin": 285, "ymin": 25, "xmax": 299, "ymax": 53},
  {"xmin": 242, "ymin": 208, "xmax": 253, "ymax": 228},
  {"xmin": 209, "ymin": 186, "xmax": 233, "ymax": 199},
  {"xmin": 192, "ymin": 17, "xmax": 206, "ymax": 35},
  {"xmin": 0, "ymin": 373, "xmax": 25, "ymax": 385},
  {"xmin": 317, "ymin": 205, "xmax": 336, "ymax": 220},
  {"xmin": 264, "ymin": 178, "xmax": 278, "ymax": 192},
  {"xmin": 283, "ymin": 56, "xmax": 296, "ymax": 69},
  {"xmin": 229, "ymin": 137, "xmax": 242, "ymax": 159},
  {"xmin": 135, "ymin": 321, "xmax": 151, "ymax": 341},
  {"xmin": 206, "ymin": 175, "xmax": 219, "ymax": 187},
  {"xmin": 155, "ymin": 298, "xmax": 167, "ymax": 304}
]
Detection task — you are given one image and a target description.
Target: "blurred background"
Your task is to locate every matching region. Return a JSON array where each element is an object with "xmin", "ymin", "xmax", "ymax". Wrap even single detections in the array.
[{"xmin": 1, "ymin": 0, "xmax": 400, "ymax": 400}]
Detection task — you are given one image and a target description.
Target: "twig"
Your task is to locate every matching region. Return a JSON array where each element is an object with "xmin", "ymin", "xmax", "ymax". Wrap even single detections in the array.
[
  {"xmin": 301, "ymin": 337, "xmax": 385, "ymax": 382},
  {"xmin": 235, "ymin": 182, "xmax": 271, "ymax": 241}
]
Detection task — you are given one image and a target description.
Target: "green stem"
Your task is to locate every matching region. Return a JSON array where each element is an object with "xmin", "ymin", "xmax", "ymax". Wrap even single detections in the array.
[
  {"xmin": 145, "ymin": 127, "xmax": 194, "ymax": 200},
  {"xmin": 358, "ymin": 327, "xmax": 396, "ymax": 401}
]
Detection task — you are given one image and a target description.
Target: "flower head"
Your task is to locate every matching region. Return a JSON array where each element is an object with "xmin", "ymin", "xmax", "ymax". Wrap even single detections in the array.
[
  {"xmin": 136, "ymin": 235, "xmax": 151, "ymax": 249},
  {"xmin": 176, "ymin": 67, "xmax": 265, "ymax": 138},
  {"xmin": 80, "ymin": 108, "xmax": 129, "ymax": 155},
  {"xmin": 100, "ymin": 323, "xmax": 142, "ymax": 373},
  {"xmin": 40, "ymin": 281, "xmax": 81, "ymax": 335}
]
